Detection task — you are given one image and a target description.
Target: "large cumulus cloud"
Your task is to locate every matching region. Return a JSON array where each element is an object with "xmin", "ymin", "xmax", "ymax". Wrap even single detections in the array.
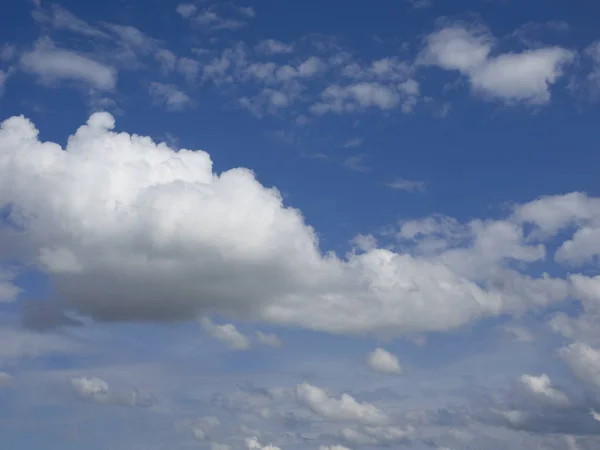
[{"xmin": 0, "ymin": 113, "xmax": 598, "ymax": 336}]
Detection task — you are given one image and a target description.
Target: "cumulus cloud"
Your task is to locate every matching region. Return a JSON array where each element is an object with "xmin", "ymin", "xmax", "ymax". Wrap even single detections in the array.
[
  {"xmin": 366, "ymin": 348, "xmax": 403, "ymax": 375},
  {"xmin": 71, "ymin": 376, "xmax": 110, "ymax": 402},
  {"xmin": 295, "ymin": 382, "xmax": 387, "ymax": 424},
  {"xmin": 148, "ymin": 82, "xmax": 192, "ymax": 111},
  {"xmin": 20, "ymin": 38, "xmax": 117, "ymax": 91},
  {"xmin": 201, "ymin": 318, "xmax": 251, "ymax": 350},
  {"xmin": 520, "ymin": 374, "xmax": 570, "ymax": 406},
  {"xmin": 2, "ymin": 113, "xmax": 600, "ymax": 337},
  {"xmin": 418, "ymin": 23, "xmax": 574, "ymax": 104}
]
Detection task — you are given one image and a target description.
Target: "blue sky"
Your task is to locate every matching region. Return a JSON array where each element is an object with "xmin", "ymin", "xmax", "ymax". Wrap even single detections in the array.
[{"xmin": 1, "ymin": 0, "xmax": 600, "ymax": 449}]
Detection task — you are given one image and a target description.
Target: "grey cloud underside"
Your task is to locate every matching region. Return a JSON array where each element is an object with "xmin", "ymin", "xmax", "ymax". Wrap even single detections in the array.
[{"xmin": 2, "ymin": 114, "xmax": 600, "ymax": 338}]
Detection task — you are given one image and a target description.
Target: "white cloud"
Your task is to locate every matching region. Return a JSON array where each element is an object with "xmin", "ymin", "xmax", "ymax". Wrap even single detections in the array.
[
  {"xmin": 148, "ymin": 82, "xmax": 192, "ymax": 111},
  {"xmin": 235, "ymin": 6, "xmax": 256, "ymax": 18},
  {"xmin": 71, "ymin": 376, "xmax": 110, "ymax": 402},
  {"xmin": 255, "ymin": 331, "xmax": 283, "ymax": 348},
  {"xmin": 418, "ymin": 24, "xmax": 574, "ymax": 104},
  {"xmin": 255, "ymin": 40, "xmax": 294, "ymax": 55},
  {"xmin": 350, "ymin": 234, "xmax": 377, "ymax": 252},
  {"xmin": 296, "ymin": 382, "xmax": 387, "ymax": 425},
  {"xmin": 312, "ymin": 81, "xmax": 418, "ymax": 114},
  {"xmin": 340, "ymin": 425, "xmax": 414, "ymax": 445},
  {"xmin": 176, "ymin": 3, "xmax": 197, "ymax": 19},
  {"xmin": 20, "ymin": 39, "xmax": 117, "ymax": 91},
  {"xmin": 246, "ymin": 437, "xmax": 280, "ymax": 450},
  {"xmin": 2, "ymin": 113, "xmax": 599, "ymax": 337},
  {"xmin": 366, "ymin": 348, "xmax": 403, "ymax": 375},
  {"xmin": 386, "ymin": 178, "xmax": 427, "ymax": 193},
  {"xmin": 520, "ymin": 374, "xmax": 570, "ymax": 406},
  {"xmin": 201, "ymin": 318, "xmax": 251, "ymax": 350}
]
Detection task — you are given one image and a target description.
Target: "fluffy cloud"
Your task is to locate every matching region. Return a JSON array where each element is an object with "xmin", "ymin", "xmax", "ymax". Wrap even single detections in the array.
[
  {"xmin": 71, "ymin": 376, "xmax": 110, "ymax": 402},
  {"xmin": 366, "ymin": 348, "xmax": 403, "ymax": 375},
  {"xmin": 418, "ymin": 23, "xmax": 574, "ymax": 104},
  {"xmin": 295, "ymin": 382, "xmax": 387, "ymax": 425},
  {"xmin": 201, "ymin": 318, "xmax": 251, "ymax": 350},
  {"xmin": 520, "ymin": 374, "xmax": 570, "ymax": 406},
  {"xmin": 20, "ymin": 38, "xmax": 117, "ymax": 91},
  {"xmin": 246, "ymin": 437, "xmax": 281, "ymax": 450},
  {"xmin": 2, "ymin": 113, "xmax": 600, "ymax": 337}
]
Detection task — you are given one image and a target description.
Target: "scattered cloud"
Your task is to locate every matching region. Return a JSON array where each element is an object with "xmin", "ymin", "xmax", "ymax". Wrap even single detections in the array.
[
  {"xmin": 366, "ymin": 348, "xmax": 403, "ymax": 374},
  {"xmin": 386, "ymin": 177, "xmax": 427, "ymax": 193},
  {"xmin": 201, "ymin": 318, "xmax": 252, "ymax": 350},
  {"xmin": 296, "ymin": 382, "xmax": 388, "ymax": 424},
  {"xmin": 175, "ymin": 3, "xmax": 197, "ymax": 19},
  {"xmin": 255, "ymin": 40, "xmax": 294, "ymax": 55},
  {"xmin": 20, "ymin": 38, "xmax": 117, "ymax": 91},
  {"xmin": 148, "ymin": 82, "xmax": 192, "ymax": 111},
  {"xmin": 343, "ymin": 138, "xmax": 363, "ymax": 148},
  {"xmin": 418, "ymin": 23, "xmax": 575, "ymax": 104},
  {"xmin": 342, "ymin": 154, "xmax": 370, "ymax": 172},
  {"xmin": 520, "ymin": 374, "xmax": 570, "ymax": 406}
]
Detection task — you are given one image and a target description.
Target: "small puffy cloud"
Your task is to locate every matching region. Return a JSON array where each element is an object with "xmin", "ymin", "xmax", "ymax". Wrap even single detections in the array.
[
  {"xmin": 235, "ymin": 6, "xmax": 256, "ymax": 18},
  {"xmin": 20, "ymin": 38, "xmax": 117, "ymax": 91},
  {"xmin": 418, "ymin": 23, "xmax": 574, "ymax": 104},
  {"xmin": 71, "ymin": 376, "xmax": 110, "ymax": 402},
  {"xmin": 148, "ymin": 82, "xmax": 192, "ymax": 111},
  {"xmin": 296, "ymin": 382, "xmax": 387, "ymax": 425},
  {"xmin": 255, "ymin": 40, "xmax": 294, "ymax": 55},
  {"xmin": 193, "ymin": 10, "xmax": 246, "ymax": 31},
  {"xmin": 255, "ymin": 331, "xmax": 283, "ymax": 348},
  {"xmin": 386, "ymin": 178, "xmax": 427, "ymax": 193},
  {"xmin": 201, "ymin": 318, "xmax": 251, "ymax": 350},
  {"xmin": 520, "ymin": 374, "xmax": 570, "ymax": 406},
  {"xmin": 176, "ymin": 3, "xmax": 197, "ymax": 19},
  {"xmin": 246, "ymin": 437, "xmax": 281, "ymax": 450},
  {"xmin": 312, "ymin": 81, "xmax": 418, "ymax": 114},
  {"xmin": 366, "ymin": 348, "xmax": 403, "ymax": 374}
]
